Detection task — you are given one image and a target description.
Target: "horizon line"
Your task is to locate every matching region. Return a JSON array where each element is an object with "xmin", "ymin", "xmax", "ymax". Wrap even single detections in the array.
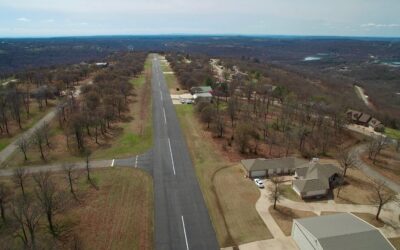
[{"xmin": 1, "ymin": 33, "xmax": 400, "ymax": 40}]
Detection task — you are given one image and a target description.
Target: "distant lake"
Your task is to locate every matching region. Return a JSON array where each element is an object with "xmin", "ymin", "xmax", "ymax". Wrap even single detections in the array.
[
  {"xmin": 381, "ymin": 61, "xmax": 400, "ymax": 67},
  {"xmin": 303, "ymin": 56, "xmax": 321, "ymax": 61}
]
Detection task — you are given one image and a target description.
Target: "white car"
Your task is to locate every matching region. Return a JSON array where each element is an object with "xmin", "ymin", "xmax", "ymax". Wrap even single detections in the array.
[
  {"xmin": 254, "ymin": 178, "xmax": 264, "ymax": 188},
  {"xmin": 180, "ymin": 99, "xmax": 194, "ymax": 104}
]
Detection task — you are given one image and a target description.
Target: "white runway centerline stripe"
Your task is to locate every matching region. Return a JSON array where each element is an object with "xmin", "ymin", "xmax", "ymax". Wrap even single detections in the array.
[
  {"xmin": 160, "ymin": 90, "xmax": 163, "ymax": 101},
  {"xmin": 135, "ymin": 155, "xmax": 138, "ymax": 168},
  {"xmin": 163, "ymin": 108, "xmax": 167, "ymax": 124},
  {"xmin": 167, "ymin": 138, "xmax": 176, "ymax": 175},
  {"xmin": 111, "ymin": 159, "xmax": 115, "ymax": 167},
  {"xmin": 181, "ymin": 216, "xmax": 189, "ymax": 250}
]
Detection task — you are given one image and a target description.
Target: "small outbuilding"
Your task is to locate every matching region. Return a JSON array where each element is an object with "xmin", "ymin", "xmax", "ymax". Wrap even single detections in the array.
[{"xmin": 292, "ymin": 213, "xmax": 394, "ymax": 250}]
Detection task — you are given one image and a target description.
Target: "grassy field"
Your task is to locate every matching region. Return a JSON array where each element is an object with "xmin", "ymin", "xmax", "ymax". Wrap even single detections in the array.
[
  {"xmin": 72, "ymin": 168, "xmax": 153, "ymax": 249},
  {"xmin": 279, "ymin": 184, "xmax": 303, "ymax": 202},
  {"xmin": 175, "ymin": 104, "xmax": 272, "ymax": 248},
  {"xmin": 3, "ymin": 58, "xmax": 153, "ymax": 167},
  {"xmin": 361, "ymin": 146, "xmax": 400, "ymax": 185},
  {"xmin": 0, "ymin": 167, "xmax": 154, "ymax": 249},
  {"xmin": 91, "ymin": 58, "xmax": 153, "ymax": 159},
  {"xmin": 389, "ymin": 237, "xmax": 400, "ymax": 249},
  {"xmin": 269, "ymin": 205, "xmax": 317, "ymax": 236},
  {"xmin": 385, "ymin": 127, "xmax": 400, "ymax": 140}
]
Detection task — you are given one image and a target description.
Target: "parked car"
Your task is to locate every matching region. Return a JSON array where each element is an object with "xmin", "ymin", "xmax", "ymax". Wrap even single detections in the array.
[
  {"xmin": 254, "ymin": 178, "xmax": 264, "ymax": 188},
  {"xmin": 180, "ymin": 98, "xmax": 194, "ymax": 104}
]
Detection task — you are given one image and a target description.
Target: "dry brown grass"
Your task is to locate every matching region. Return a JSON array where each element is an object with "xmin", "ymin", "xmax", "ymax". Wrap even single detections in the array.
[
  {"xmin": 389, "ymin": 237, "xmax": 400, "ymax": 249},
  {"xmin": 269, "ymin": 205, "xmax": 317, "ymax": 236},
  {"xmin": 214, "ymin": 165, "xmax": 272, "ymax": 244},
  {"xmin": 71, "ymin": 168, "xmax": 153, "ymax": 249},
  {"xmin": 0, "ymin": 168, "xmax": 153, "ymax": 249},
  {"xmin": 333, "ymin": 167, "xmax": 377, "ymax": 205},
  {"xmin": 361, "ymin": 146, "xmax": 400, "ymax": 185},
  {"xmin": 352, "ymin": 212, "xmax": 384, "ymax": 228}
]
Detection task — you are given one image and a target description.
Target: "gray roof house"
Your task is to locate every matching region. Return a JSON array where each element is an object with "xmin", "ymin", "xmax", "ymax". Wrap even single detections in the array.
[
  {"xmin": 190, "ymin": 86, "xmax": 213, "ymax": 95},
  {"xmin": 292, "ymin": 213, "xmax": 394, "ymax": 250},
  {"xmin": 293, "ymin": 163, "xmax": 341, "ymax": 198},
  {"xmin": 241, "ymin": 157, "xmax": 308, "ymax": 178},
  {"xmin": 193, "ymin": 92, "xmax": 213, "ymax": 103}
]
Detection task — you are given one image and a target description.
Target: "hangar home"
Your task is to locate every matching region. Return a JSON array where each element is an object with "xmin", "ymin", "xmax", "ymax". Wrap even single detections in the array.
[
  {"xmin": 292, "ymin": 163, "xmax": 342, "ymax": 199},
  {"xmin": 241, "ymin": 157, "xmax": 308, "ymax": 178},
  {"xmin": 292, "ymin": 213, "xmax": 394, "ymax": 250}
]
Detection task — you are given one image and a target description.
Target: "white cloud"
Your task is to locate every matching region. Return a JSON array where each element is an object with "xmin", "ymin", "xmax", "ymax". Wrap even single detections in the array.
[
  {"xmin": 42, "ymin": 19, "xmax": 54, "ymax": 23},
  {"xmin": 361, "ymin": 23, "xmax": 400, "ymax": 28},
  {"xmin": 17, "ymin": 17, "xmax": 30, "ymax": 22}
]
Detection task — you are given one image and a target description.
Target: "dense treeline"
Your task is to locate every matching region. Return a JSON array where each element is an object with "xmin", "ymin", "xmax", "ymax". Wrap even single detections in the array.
[
  {"xmin": 168, "ymin": 53, "xmax": 352, "ymax": 158},
  {"xmin": 0, "ymin": 62, "xmax": 98, "ymax": 139},
  {"xmin": 2, "ymin": 36, "xmax": 398, "ymax": 125},
  {"xmin": 14, "ymin": 52, "xmax": 147, "ymax": 162},
  {"xmin": 166, "ymin": 53, "xmax": 213, "ymax": 89},
  {"xmin": 56, "ymin": 52, "xmax": 147, "ymax": 154}
]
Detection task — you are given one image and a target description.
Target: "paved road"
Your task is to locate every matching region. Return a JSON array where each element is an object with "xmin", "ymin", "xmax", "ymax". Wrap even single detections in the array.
[
  {"xmin": 0, "ymin": 80, "xmax": 91, "ymax": 166},
  {"xmin": 151, "ymin": 55, "xmax": 218, "ymax": 250},
  {"xmin": 352, "ymin": 144, "xmax": 400, "ymax": 193},
  {"xmin": 0, "ymin": 109, "xmax": 58, "ymax": 165}
]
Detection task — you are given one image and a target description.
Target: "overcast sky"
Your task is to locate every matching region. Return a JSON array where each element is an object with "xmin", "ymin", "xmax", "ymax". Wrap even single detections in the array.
[{"xmin": 0, "ymin": 0, "xmax": 399, "ymax": 37}]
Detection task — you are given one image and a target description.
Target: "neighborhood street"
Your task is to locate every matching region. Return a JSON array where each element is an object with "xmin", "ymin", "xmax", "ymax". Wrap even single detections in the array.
[{"xmin": 351, "ymin": 144, "xmax": 400, "ymax": 193}]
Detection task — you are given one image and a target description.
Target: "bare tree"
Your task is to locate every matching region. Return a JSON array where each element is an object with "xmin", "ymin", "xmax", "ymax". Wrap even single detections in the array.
[
  {"xmin": 84, "ymin": 150, "xmax": 98, "ymax": 189},
  {"xmin": 235, "ymin": 123, "xmax": 253, "ymax": 153},
  {"xmin": 12, "ymin": 196, "xmax": 42, "ymax": 249},
  {"xmin": 33, "ymin": 127, "xmax": 46, "ymax": 160},
  {"xmin": 0, "ymin": 182, "xmax": 12, "ymax": 223},
  {"xmin": 370, "ymin": 179, "xmax": 398, "ymax": 220},
  {"xmin": 42, "ymin": 121, "xmax": 51, "ymax": 148},
  {"xmin": 17, "ymin": 135, "xmax": 30, "ymax": 161},
  {"xmin": 227, "ymin": 98, "xmax": 237, "ymax": 128},
  {"xmin": 336, "ymin": 146, "xmax": 356, "ymax": 177},
  {"xmin": 63, "ymin": 163, "xmax": 78, "ymax": 200},
  {"xmin": 12, "ymin": 168, "xmax": 28, "ymax": 197},
  {"xmin": 368, "ymin": 136, "xmax": 389, "ymax": 164},
  {"xmin": 33, "ymin": 171, "xmax": 62, "ymax": 237},
  {"xmin": 268, "ymin": 176, "xmax": 283, "ymax": 209},
  {"xmin": 197, "ymin": 103, "xmax": 214, "ymax": 129}
]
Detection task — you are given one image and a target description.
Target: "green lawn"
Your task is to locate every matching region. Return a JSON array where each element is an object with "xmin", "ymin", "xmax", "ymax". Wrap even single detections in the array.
[
  {"xmin": 279, "ymin": 184, "xmax": 303, "ymax": 202},
  {"xmin": 175, "ymin": 105, "xmax": 272, "ymax": 248},
  {"xmin": 385, "ymin": 127, "xmax": 400, "ymax": 140}
]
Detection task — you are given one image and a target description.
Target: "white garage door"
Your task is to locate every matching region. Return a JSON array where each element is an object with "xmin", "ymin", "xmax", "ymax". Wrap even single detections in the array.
[
  {"xmin": 250, "ymin": 170, "xmax": 266, "ymax": 178},
  {"xmin": 292, "ymin": 223, "xmax": 316, "ymax": 250}
]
